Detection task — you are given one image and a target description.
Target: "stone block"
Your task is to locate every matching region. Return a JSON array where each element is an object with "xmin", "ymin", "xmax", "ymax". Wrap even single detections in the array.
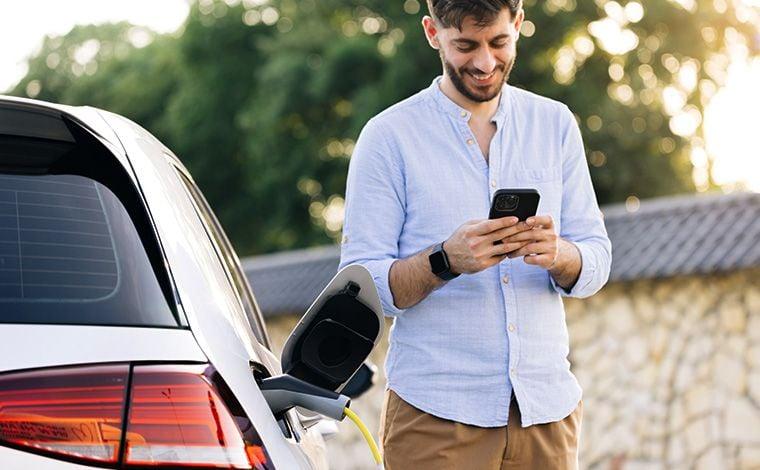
[
  {"xmin": 684, "ymin": 336, "xmax": 714, "ymax": 364},
  {"xmin": 725, "ymin": 397, "xmax": 760, "ymax": 444},
  {"xmin": 667, "ymin": 435, "xmax": 686, "ymax": 466},
  {"xmin": 669, "ymin": 398, "xmax": 686, "ymax": 433},
  {"xmin": 606, "ymin": 299, "xmax": 637, "ymax": 336},
  {"xmin": 738, "ymin": 446, "xmax": 760, "ymax": 469},
  {"xmin": 720, "ymin": 300, "xmax": 747, "ymax": 333},
  {"xmin": 748, "ymin": 344, "xmax": 760, "ymax": 369},
  {"xmin": 661, "ymin": 304, "xmax": 681, "ymax": 328},
  {"xmin": 684, "ymin": 416, "xmax": 712, "ymax": 456},
  {"xmin": 573, "ymin": 341, "xmax": 601, "ymax": 366},
  {"xmin": 726, "ymin": 335, "xmax": 748, "ymax": 357},
  {"xmin": 749, "ymin": 313, "xmax": 760, "ymax": 342},
  {"xmin": 634, "ymin": 363, "xmax": 659, "ymax": 389},
  {"xmin": 674, "ymin": 363, "xmax": 696, "ymax": 393},
  {"xmin": 623, "ymin": 460, "xmax": 662, "ymax": 470},
  {"xmin": 684, "ymin": 384, "xmax": 713, "ymax": 418},
  {"xmin": 745, "ymin": 287, "xmax": 760, "ymax": 313},
  {"xmin": 749, "ymin": 372, "xmax": 760, "ymax": 407},
  {"xmin": 713, "ymin": 353, "xmax": 747, "ymax": 394},
  {"xmin": 653, "ymin": 282, "xmax": 674, "ymax": 302},
  {"xmin": 625, "ymin": 335, "xmax": 649, "ymax": 368},
  {"xmin": 694, "ymin": 446, "xmax": 725, "ymax": 470},
  {"xmin": 649, "ymin": 325, "xmax": 670, "ymax": 363},
  {"xmin": 569, "ymin": 313, "xmax": 600, "ymax": 348}
]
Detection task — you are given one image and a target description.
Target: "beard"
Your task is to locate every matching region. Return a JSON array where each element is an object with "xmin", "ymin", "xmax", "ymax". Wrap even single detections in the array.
[{"xmin": 440, "ymin": 49, "xmax": 515, "ymax": 103}]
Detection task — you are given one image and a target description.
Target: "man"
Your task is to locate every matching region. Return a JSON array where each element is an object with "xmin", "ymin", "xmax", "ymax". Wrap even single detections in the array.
[{"xmin": 339, "ymin": 0, "xmax": 611, "ymax": 468}]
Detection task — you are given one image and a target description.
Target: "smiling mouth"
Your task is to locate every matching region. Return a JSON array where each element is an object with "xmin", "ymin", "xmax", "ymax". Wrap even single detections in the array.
[{"xmin": 467, "ymin": 70, "xmax": 496, "ymax": 84}]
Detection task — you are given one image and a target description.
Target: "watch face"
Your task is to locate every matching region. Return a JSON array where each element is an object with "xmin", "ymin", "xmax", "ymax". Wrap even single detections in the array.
[{"xmin": 429, "ymin": 249, "xmax": 449, "ymax": 274}]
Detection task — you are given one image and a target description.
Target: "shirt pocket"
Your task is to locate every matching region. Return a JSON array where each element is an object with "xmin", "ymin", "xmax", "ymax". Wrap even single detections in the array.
[
  {"xmin": 514, "ymin": 166, "xmax": 562, "ymax": 229},
  {"xmin": 511, "ymin": 166, "xmax": 563, "ymax": 283}
]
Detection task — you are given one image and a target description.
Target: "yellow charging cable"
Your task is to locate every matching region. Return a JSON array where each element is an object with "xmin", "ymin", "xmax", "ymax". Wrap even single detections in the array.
[{"xmin": 343, "ymin": 407, "xmax": 383, "ymax": 466}]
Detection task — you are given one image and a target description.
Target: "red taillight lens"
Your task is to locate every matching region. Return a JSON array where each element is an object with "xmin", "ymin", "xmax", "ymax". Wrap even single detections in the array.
[
  {"xmin": 0, "ymin": 364, "xmax": 129, "ymax": 464},
  {"xmin": 124, "ymin": 364, "xmax": 270, "ymax": 469},
  {"xmin": 0, "ymin": 364, "xmax": 273, "ymax": 469}
]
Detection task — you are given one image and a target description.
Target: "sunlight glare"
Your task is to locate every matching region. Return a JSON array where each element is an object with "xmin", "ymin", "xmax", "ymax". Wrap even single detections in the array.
[{"xmin": 704, "ymin": 58, "xmax": 760, "ymax": 190}]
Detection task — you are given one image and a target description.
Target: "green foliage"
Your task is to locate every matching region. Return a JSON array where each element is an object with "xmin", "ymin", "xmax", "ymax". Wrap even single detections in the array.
[{"xmin": 9, "ymin": 0, "xmax": 758, "ymax": 254}]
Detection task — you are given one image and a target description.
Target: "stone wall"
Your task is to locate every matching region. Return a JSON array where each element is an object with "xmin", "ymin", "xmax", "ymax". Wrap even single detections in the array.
[{"xmin": 265, "ymin": 267, "xmax": 760, "ymax": 469}]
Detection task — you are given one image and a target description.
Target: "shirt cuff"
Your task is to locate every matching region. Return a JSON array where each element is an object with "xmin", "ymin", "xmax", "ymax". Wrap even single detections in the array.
[
  {"xmin": 550, "ymin": 242, "xmax": 595, "ymax": 298},
  {"xmin": 363, "ymin": 257, "xmax": 405, "ymax": 317}
]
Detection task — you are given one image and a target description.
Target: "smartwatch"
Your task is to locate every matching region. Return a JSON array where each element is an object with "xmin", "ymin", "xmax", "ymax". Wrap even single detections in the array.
[{"xmin": 428, "ymin": 241, "xmax": 460, "ymax": 281}]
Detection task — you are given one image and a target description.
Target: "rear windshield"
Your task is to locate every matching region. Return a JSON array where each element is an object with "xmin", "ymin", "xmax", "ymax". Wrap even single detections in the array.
[{"xmin": 0, "ymin": 172, "xmax": 177, "ymax": 326}]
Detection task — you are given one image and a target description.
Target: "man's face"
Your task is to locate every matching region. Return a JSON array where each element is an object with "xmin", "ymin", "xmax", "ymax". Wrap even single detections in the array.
[{"xmin": 427, "ymin": 9, "xmax": 523, "ymax": 103}]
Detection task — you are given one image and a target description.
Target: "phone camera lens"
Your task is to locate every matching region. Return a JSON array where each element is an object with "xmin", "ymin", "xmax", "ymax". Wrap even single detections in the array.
[{"xmin": 496, "ymin": 194, "xmax": 519, "ymax": 211}]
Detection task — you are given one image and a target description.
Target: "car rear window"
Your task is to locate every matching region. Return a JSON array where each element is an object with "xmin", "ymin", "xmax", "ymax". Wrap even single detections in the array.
[{"xmin": 0, "ymin": 164, "xmax": 178, "ymax": 326}]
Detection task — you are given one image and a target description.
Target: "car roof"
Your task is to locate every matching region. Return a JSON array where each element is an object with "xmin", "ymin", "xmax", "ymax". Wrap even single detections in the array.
[
  {"xmin": 0, "ymin": 94, "xmax": 195, "ymax": 179},
  {"xmin": 0, "ymin": 94, "xmax": 123, "ymax": 149}
]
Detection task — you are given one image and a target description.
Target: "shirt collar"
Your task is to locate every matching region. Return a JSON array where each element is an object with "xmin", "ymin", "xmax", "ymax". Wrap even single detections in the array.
[{"xmin": 428, "ymin": 75, "xmax": 510, "ymax": 126}]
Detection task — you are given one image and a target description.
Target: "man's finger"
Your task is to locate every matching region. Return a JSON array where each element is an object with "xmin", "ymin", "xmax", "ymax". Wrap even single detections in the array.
[
  {"xmin": 491, "ymin": 242, "xmax": 528, "ymax": 258},
  {"xmin": 526, "ymin": 215, "xmax": 554, "ymax": 229},
  {"xmin": 488, "ymin": 239, "xmax": 531, "ymax": 258},
  {"xmin": 502, "ymin": 226, "xmax": 552, "ymax": 244},
  {"xmin": 507, "ymin": 241, "xmax": 554, "ymax": 258},
  {"xmin": 524, "ymin": 253, "xmax": 554, "ymax": 266},
  {"xmin": 485, "ymin": 220, "xmax": 533, "ymax": 243},
  {"xmin": 472, "ymin": 216, "xmax": 519, "ymax": 236}
]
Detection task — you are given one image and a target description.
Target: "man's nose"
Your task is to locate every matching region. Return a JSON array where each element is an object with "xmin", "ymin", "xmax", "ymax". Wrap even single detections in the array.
[{"xmin": 472, "ymin": 47, "xmax": 497, "ymax": 73}]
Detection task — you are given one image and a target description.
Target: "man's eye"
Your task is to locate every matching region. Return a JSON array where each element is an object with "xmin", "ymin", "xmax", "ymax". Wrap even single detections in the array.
[{"xmin": 456, "ymin": 46, "xmax": 475, "ymax": 52}]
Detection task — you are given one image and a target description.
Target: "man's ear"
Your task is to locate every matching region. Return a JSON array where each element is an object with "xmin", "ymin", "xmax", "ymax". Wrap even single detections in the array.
[
  {"xmin": 421, "ymin": 15, "xmax": 440, "ymax": 50},
  {"xmin": 513, "ymin": 9, "xmax": 525, "ymax": 41}
]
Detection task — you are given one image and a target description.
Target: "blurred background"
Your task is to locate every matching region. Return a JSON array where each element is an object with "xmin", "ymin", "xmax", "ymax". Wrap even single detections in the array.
[{"xmin": 3, "ymin": 0, "xmax": 760, "ymax": 469}]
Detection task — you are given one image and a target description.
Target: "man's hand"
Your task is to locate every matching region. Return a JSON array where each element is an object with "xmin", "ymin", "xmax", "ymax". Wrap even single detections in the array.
[
  {"xmin": 502, "ymin": 215, "xmax": 560, "ymax": 269},
  {"xmin": 445, "ymin": 217, "xmax": 534, "ymax": 275},
  {"xmin": 388, "ymin": 217, "xmax": 533, "ymax": 309},
  {"xmin": 502, "ymin": 214, "xmax": 583, "ymax": 290}
]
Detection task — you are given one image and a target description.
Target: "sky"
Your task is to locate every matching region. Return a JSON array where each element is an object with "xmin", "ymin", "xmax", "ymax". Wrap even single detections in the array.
[
  {"xmin": 0, "ymin": 0, "xmax": 190, "ymax": 92},
  {"xmin": 0, "ymin": 1, "xmax": 758, "ymax": 192}
]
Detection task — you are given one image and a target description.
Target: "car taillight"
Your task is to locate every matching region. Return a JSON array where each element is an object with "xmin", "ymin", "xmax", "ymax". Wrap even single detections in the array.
[
  {"xmin": 0, "ymin": 364, "xmax": 129, "ymax": 464},
  {"xmin": 124, "ymin": 364, "xmax": 269, "ymax": 469},
  {"xmin": 0, "ymin": 364, "xmax": 273, "ymax": 469}
]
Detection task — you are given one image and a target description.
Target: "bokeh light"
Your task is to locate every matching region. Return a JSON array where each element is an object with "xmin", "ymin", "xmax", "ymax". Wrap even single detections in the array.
[{"xmin": 704, "ymin": 58, "xmax": 760, "ymax": 190}]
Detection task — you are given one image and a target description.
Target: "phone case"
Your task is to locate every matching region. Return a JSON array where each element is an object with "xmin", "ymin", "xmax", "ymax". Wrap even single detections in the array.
[{"xmin": 488, "ymin": 188, "xmax": 540, "ymax": 221}]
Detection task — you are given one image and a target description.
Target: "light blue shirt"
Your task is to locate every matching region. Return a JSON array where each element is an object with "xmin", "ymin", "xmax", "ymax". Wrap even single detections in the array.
[{"xmin": 339, "ymin": 76, "xmax": 612, "ymax": 427}]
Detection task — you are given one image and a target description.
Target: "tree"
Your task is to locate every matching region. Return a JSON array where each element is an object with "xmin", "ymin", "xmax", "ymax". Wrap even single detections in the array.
[
  {"xmin": 12, "ymin": 22, "xmax": 181, "ymax": 139},
  {"xmin": 10, "ymin": 0, "xmax": 759, "ymax": 254}
]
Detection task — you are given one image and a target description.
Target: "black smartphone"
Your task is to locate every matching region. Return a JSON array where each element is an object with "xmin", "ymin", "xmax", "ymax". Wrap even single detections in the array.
[{"xmin": 489, "ymin": 189, "xmax": 540, "ymax": 244}]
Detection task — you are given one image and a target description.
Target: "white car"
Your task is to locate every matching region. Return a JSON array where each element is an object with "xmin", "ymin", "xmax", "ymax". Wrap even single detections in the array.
[{"xmin": 0, "ymin": 96, "xmax": 383, "ymax": 469}]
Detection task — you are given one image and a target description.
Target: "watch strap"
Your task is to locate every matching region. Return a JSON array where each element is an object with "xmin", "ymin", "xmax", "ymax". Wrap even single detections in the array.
[{"xmin": 430, "ymin": 241, "xmax": 460, "ymax": 281}]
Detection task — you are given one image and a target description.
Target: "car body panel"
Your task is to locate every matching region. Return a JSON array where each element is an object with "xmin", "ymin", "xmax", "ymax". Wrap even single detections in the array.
[
  {"xmin": 0, "ymin": 446, "xmax": 98, "ymax": 469},
  {"xmin": 97, "ymin": 110, "xmax": 326, "ymax": 469},
  {"xmin": 0, "ymin": 95, "xmax": 328, "ymax": 469},
  {"xmin": 0, "ymin": 325, "xmax": 206, "ymax": 373},
  {"xmin": 0, "ymin": 96, "xmax": 135, "ymax": 187}
]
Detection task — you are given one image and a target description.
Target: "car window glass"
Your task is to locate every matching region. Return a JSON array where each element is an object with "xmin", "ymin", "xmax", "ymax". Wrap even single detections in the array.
[
  {"xmin": 173, "ymin": 167, "xmax": 271, "ymax": 348},
  {"xmin": 0, "ymin": 173, "xmax": 177, "ymax": 326}
]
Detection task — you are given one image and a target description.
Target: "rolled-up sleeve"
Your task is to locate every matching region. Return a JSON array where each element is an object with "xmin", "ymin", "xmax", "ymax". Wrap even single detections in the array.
[
  {"xmin": 339, "ymin": 118, "xmax": 407, "ymax": 317},
  {"xmin": 550, "ymin": 107, "xmax": 612, "ymax": 298}
]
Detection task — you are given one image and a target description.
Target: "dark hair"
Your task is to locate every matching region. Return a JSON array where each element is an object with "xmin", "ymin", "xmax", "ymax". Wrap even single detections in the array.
[{"xmin": 426, "ymin": 0, "xmax": 522, "ymax": 30}]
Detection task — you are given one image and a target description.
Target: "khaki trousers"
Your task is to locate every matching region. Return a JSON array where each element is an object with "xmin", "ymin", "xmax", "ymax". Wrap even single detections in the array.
[{"xmin": 378, "ymin": 389, "xmax": 582, "ymax": 470}]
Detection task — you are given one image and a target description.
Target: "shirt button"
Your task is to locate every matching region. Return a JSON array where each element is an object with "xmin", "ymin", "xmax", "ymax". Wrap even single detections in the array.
[
  {"xmin": 466, "ymin": 138, "xmax": 474, "ymax": 145},
  {"xmin": 491, "ymin": 180, "xmax": 497, "ymax": 188},
  {"xmin": 341, "ymin": 235, "xmax": 348, "ymax": 244},
  {"xmin": 502, "ymin": 275, "xmax": 509, "ymax": 284},
  {"xmin": 510, "ymin": 368, "xmax": 516, "ymax": 376},
  {"xmin": 508, "ymin": 324, "xmax": 515, "ymax": 332},
  {"xmin": 460, "ymin": 110, "xmax": 467, "ymax": 118}
]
